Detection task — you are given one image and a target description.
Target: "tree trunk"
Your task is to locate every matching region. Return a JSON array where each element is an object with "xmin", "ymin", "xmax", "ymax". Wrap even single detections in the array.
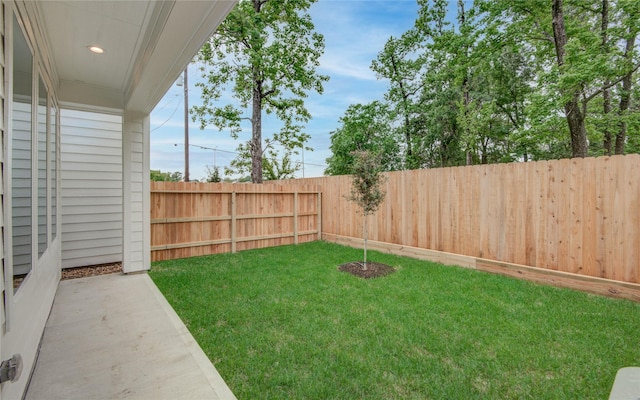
[
  {"xmin": 552, "ymin": 0, "xmax": 588, "ymax": 158},
  {"xmin": 250, "ymin": 0, "xmax": 264, "ymax": 184},
  {"xmin": 251, "ymin": 72, "xmax": 264, "ymax": 183},
  {"xmin": 601, "ymin": 0, "xmax": 612, "ymax": 156},
  {"xmin": 363, "ymin": 216, "xmax": 368, "ymax": 270},
  {"xmin": 616, "ymin": 33, "xmax": 637, "ymax": 155},
  {"xmin": 459, "ymin": 0, "xmax": 473, "ymax": 166},
  {"xmin": 390, "ymin": 53, "xmax": 413, "ymax": 167},
  {"xmin": 603, "ymin": 88, "xmax": 612, "ymax": 155},
  {"xmin": 565, "ymin": 97, "xmax": 589, "ymax": 157}
]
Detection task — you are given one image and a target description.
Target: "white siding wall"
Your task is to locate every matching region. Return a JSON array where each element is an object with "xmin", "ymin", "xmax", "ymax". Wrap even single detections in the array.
[
  {"xmin": 122, "ymin": 111, "xmax": 149, "ymax": 273},
  {"xmin": 11, "ymin": 102, "xmax": 31, "ymax": 275},
  {"xmin": 60, "ymin": 109, "xmax": 123, "ymax": 268}
]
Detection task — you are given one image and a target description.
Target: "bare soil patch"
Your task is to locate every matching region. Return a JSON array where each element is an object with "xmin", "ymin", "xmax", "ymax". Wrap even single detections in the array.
[
  {"xmin": 61, "ymin": 262, "xmax": 123, "ymax": 280},
  {"xmin": 338, "ymin": 261, "xmax": 395, "ymax": 279}
]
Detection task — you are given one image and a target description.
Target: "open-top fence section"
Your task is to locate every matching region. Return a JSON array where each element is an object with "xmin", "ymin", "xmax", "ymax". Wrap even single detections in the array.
[
  {"xmin": 289, "ymin": 155, "xmax": 640, "ymax": 287},
  {"xmin": 150, "ymin": 182, "xmax": 321, "ymax": 261}
]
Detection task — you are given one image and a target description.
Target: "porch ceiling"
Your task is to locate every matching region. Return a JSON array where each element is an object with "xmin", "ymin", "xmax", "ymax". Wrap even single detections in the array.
[{"xmin": 38, "ymin": 0, "xmax": 235, "ymax": 113}]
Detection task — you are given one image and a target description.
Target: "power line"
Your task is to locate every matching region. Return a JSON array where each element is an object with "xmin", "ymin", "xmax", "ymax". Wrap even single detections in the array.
[
  {"xmin": 174, "ymin": 142, "xmax": 327, "ymax": 168},
  {"xmin": 151, "ymin": 95, "xmax": 183, "ymax": 133}
]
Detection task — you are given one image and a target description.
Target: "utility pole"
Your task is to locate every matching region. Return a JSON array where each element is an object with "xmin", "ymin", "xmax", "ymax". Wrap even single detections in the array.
[{"xmin": 183, "ymin": 66, "xmax": 190, "ymax": 182}]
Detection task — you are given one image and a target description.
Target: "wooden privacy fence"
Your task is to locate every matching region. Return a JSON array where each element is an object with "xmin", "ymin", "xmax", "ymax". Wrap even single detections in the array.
[
  {"xmin": 283, "ymin": 155, "xmax": 640, "ymax": 295},
  {"xmin": 150, "ymin": 155, "xmax": 640, "ymax": 299},
  {"xmin": 150, "ymin": 182, "xmax": 321, "ymax": 261}
]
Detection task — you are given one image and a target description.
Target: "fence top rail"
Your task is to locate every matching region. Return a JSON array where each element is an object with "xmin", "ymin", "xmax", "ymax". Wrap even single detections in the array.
[
  {"xmin": 150, "ymin": 189, "xmax": 321, "ymax": 195},
  {"xmin": 150, "ymin": 181, "xmax": 321, "ymax": 192}
]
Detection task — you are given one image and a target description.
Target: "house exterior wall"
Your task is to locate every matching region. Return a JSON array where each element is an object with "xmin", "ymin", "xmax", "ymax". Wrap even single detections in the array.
[
  {"xmin": 1, "ymin": 2, "xmax": 62, "ymax": 398},
  {"xmin": 122, "ymin": 111, "xmax": 150, "ymax": 273},
  {"xmin": 60, "ymin": 108, "xmax": 123, "ymax": 268}
]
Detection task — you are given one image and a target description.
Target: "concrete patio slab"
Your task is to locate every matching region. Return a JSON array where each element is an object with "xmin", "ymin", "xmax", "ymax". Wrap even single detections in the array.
[{"xmin": 25, "ymin": 273, "xmax": 236, "ymax": 400}]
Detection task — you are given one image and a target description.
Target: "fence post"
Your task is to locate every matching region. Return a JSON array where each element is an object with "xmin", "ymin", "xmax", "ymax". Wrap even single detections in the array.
[
  {"xmin": 317, "ymin": 192, "xmax": 322, "ymax": 241},
  {"xmin": 231, "ymin": 191, "xmax": 236, "ymax": 253},
  {"xmin": 293, "ymin": 192, "xmax": 299, "ymax": 244}
]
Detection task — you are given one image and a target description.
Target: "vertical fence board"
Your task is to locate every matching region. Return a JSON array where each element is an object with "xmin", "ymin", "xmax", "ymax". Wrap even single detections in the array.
[
  {"xmin": 568, "ymin": 158, "xmax": 584, "ymax": 274},
  {"xmin": 624, "ymin": 155, "xmax": 640, "ymax": 283},
  {"xmin": 595, "ymin": 158, "xmax": 607, "ymax": 277}
]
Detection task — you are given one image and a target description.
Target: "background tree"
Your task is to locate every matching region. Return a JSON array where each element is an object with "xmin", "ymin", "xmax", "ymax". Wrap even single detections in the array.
[
  {"xmin": 223, "ymin": 144, "xmax": 301, "ymax": 180},
  {"xmin": 193, "ymin": 0, "xmax": 328, "ymax": 183},
  {"xmin": 412, "ymin": 0, "xmax": 469, "ymax": 168},
  {"xmin": 479, "ymin": 0, "xmax": 640, "ymax": 158},
  {"xmin": 150, "ymin": 170, "xmax": 183, "ymax": 182},
  {"xmin": 325, "ymin": 101, "xmax": 401, "ymax": 175},
  {"xmin": 371, "ymin": 30, "xmax": 426, "ymax": 168},
  {"xmin": 205, "ymin": 166, "xmax": 222, "ymax": 183},
  {"xmin": 263, "ymin": 150, "xmax": 301, "ymax": 180},
  {"xmin": 347, "ymin": 150, "xmax": 386, "ymax": 270},
  {"xmin": 324, "ymin": 0, "xmax": 640, "ymax": 172}
]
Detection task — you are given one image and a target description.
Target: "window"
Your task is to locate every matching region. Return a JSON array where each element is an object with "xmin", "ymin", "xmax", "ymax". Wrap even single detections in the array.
[
  {"xmin": 11, "ymin": 14, "xmax": 33, "ymax": 290},
  {"xmin": 10, "ymin": 12, "xmax": 59, "ymax": 290},
  {"xmin": 38, "ymin": 77, "xmax": 48, "ymax": 257},
  {"xmin": 51, "ymin": 104, "xmax": 57, "ymax": 240}
]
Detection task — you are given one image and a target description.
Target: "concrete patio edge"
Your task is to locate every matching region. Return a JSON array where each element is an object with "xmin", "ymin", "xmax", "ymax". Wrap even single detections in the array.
[{"xmin": 142, "ymin": 274, "xmax": 237, "ymax": 399}]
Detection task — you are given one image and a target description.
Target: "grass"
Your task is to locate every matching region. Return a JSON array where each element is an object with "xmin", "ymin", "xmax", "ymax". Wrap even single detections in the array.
[{"xmin": 150, "ymin": 241, "xmax": 640, "ymax": 399}]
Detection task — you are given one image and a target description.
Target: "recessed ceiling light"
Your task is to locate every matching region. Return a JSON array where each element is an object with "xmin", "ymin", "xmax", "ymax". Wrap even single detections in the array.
[{"xmin": 87, "ymin": 45, "xmax": 104, "ymax": 54}]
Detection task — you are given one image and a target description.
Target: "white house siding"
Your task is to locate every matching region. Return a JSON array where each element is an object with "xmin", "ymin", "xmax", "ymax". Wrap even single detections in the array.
[
  {"xmin": 60, "ymin": 109, "xmax": 123, "ymax": 268},
  {"xmin": 122, "ymin": 112, "xmax": 150, "ymax": 273},
  {"xmin": 10, "ymin": 102, "xmax": 31, "ymax": 276}
]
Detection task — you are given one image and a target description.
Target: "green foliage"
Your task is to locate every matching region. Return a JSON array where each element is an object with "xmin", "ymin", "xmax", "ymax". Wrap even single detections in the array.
[
  {"xmin": 347, "ymin": 150, "xmax": 386, "ymax": 217},
  {"xmin": 205, "ymin": 166, "xmax": 222, "ymax": 183},
  {"xmin": 327, "ymin": 0, "xmax": 640, "ymax": 169},
  {"xmin": 222, "ymin": 144, "xmax": 301, "ymax": 181},
  {"xmin": 325, "ymin": 102, "xmax": 401, "ymax": 175},
  {"xmin": 262, "ymin": 151, "xmax": 300, "ymax": 181},
  {"xmin": 193, "ymin": 0, "xmax": 328, "ymax": 183},
  {"xmin": 150, "ymin": 170, "xmax": 183, "ymax": 182},
  {"xmin": 371, "ymin": 30, "xmax": 426, "ymax": 168}
]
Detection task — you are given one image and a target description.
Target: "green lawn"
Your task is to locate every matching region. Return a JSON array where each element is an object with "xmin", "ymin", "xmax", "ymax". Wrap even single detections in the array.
[{"xmin": 150, "ymin": 241, "xmax": 640, "ymax": 399}]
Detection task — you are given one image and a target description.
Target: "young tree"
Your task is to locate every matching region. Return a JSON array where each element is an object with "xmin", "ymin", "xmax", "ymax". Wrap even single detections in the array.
[
  {"xmin": 347, "ymin": 151, "xmax": 386, "ymax": 270},
  {"xmin": 193, "ymin": 0, "xmax": 328, "ymax": 183}
]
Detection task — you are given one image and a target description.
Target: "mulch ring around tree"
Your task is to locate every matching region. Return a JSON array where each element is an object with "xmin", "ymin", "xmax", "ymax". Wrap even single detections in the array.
[
  {"xmin": 338, "ymin": 261, "xmax": 396, "ymax": 279},
  {"xmin": 61, "ymin": 262, "xmax": 123, "ymax": 280}
]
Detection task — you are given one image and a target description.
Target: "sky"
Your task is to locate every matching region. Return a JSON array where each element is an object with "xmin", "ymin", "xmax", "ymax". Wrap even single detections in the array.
[{"xmin": 150, "ymin": 0, "xmax": 420, "ymax": 181}]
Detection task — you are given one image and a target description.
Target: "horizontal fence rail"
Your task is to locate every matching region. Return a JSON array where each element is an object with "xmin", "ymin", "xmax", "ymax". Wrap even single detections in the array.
[
  {"xmin": 281, "ymin": 155, "xmax": 640, "ymax": 292},
  {"xmin": 150, "ymin": 182, "xmax": 321, "ymax": 261}
]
